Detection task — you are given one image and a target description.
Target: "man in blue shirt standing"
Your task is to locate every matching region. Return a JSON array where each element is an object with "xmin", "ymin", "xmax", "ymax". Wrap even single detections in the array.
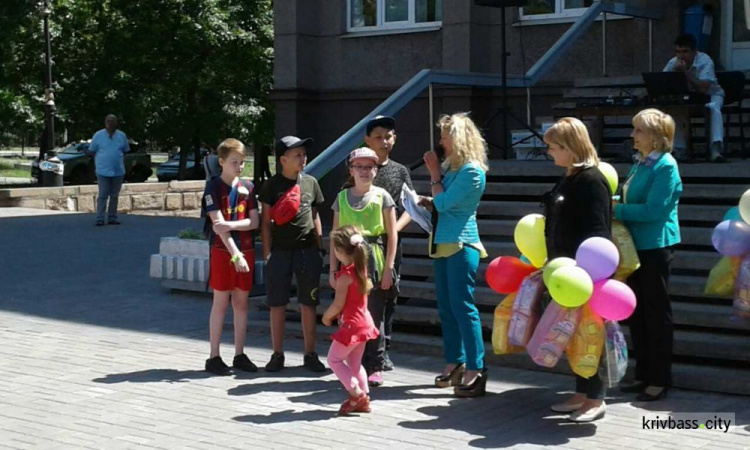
[{"xmin": 89, "ymin": 114, "xmax": 130, "ymax": 226}]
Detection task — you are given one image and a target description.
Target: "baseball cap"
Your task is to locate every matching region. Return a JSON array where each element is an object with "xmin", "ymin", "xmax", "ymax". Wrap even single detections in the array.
[
  {"xmin": 366, "ymin": 115, "xmax": 396, "ymax": 135},
  {"xmin": 348, "ymin": 147, "xmax": 380, "ymax": 165},
  {"xmin": 275, "ymin": 135, "xmax": 313, "ymax": 157}
]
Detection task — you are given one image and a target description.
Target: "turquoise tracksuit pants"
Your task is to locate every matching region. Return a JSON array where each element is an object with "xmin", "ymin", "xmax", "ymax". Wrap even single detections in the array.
[{"xmin": 434, "ymin": 246, "xmax": 484, "ymax": 370}]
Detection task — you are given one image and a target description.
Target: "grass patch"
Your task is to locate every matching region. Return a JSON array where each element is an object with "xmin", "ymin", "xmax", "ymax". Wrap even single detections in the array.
[
  {"xmin": 0, "ymin": 169, "xmax": 32, "ymax": 178},
  {"xmin": 177, "ymin": 228, "xmax": 206, "ymax": 240},
  {"xmin": 0, "ymin": 160, "xmax": 31, "ymax": 178}
]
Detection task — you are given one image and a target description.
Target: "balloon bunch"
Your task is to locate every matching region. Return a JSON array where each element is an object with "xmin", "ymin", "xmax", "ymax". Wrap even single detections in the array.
[
  {"xmin": 704, "ymin": 189, "xmax": 750, "ymax": 317},
  {"xmin": 488, "ymin": 163, "xmax": 638, "ymax": 383},
  {"xmin": 546, "ymin": 237, "xmax": 635, "ymax": 320}
]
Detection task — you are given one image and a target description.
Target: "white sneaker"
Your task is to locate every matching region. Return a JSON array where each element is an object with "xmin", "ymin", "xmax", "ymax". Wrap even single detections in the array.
[
  {"xmin": 550, "ymin": 401, "xmax": 584, "ymax": 413},
  {"xmin": 568, "ymin": 402, "xmax": 606, "ymax": 423}
]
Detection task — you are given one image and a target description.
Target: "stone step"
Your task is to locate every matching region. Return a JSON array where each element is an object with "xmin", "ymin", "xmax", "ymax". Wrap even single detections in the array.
[
  {"xmin": 461, "ymin": 200, "xmax": 731, "ymax": 223},
  {"xmin": 412, "ymin": 160, "xmax": 750, "ymax": 179},
  {"xmin": 318, "ymin": 272, "xmax": 749, "ymax": 332},
  {"xmin": 412, "ymin": 180, "xmax": 749, "ymax": 201},
  {"xmin": 246, "ymin": 317, "xmax": 750, "ymax": 395},
  {"xmin": 397, "ymin": 238, "xmax": 720, "ymax": 272},
  {"xmin": 402, "ymin": 220, "xmax": 714, "ymax": 247},
  {"xmin": 293, "ymin": 293, "xmax": 750, "ymax": 365}
]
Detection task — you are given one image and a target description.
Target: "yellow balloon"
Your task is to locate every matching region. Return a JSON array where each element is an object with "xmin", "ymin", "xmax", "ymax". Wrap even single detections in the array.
[
  {"xmin": 598, "ymin": 162, "xmax": 618, "ymax": 194},
  {"xmin": 740, "ymin": 189, "xmax": 750, "ymax": 225},
  {"xmin": 514, "ymin": 214, "xmax": 547, "ymax": 268}
]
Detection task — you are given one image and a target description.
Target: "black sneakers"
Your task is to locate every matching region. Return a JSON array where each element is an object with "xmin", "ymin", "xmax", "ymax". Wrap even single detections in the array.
[
  {"xmin": 303, "ymin": 352, "xmax": 326, "ymax": 372},
  {"xmin": 205, "ymin": 356, "xmax": 232, "ymax": 376},
  {"xmin": 382, "ymin": 353, "xmax": 395, "ymax": 372},
  {"xmin": 265, "ymin": 352, "xmax": 285, "ymax": 372},
  {"xmin": 233, "ymin": 354, "xmax": 258, "ymax": 372}
]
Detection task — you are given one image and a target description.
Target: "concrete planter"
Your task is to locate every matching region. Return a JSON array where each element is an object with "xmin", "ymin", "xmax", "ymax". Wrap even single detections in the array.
[{"xmin": 150, "ymin": 237, "xmax": 265, "ymax": 293}]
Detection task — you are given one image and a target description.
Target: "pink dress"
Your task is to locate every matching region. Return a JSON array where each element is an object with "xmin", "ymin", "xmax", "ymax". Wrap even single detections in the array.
[{"xmin": 331, "ymin": 264, "xmax": 380, "ymax": 346}]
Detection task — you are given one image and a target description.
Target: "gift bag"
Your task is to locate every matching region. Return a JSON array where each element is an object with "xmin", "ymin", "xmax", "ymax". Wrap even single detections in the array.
[
  {"xmin": 565, "ymin": 304, "xmax": 605, "ymax": 378},
  {"xmin": 733, "ymin": 255, "xmax": 750, "ymax": 318},
  {"xmin": 526, "ymin": 301, "xmax": 581, "ymax": 368},
  {"xmin": 599, "ymin": 320, "xmax": 628, "ymax": 388},
  {"xmin": 704, "ymin": 256, "xmax": 742, "ymax": 297},
  {"xmin": 492, "ymin": 293, "xmax": 524, "ymax": 355},
  {"xmin": 508, "ymin": 271, "xmax": 545, "ymax": 347},
  {"xmin": 612, "ymin": 220, "xmax": 640, "ymax": 281}
]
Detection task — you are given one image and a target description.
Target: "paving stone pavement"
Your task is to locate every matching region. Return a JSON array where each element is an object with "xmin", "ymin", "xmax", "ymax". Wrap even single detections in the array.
[{"xmin": 1, "ymin": 210, "xmax": 749, "ymax": 449}]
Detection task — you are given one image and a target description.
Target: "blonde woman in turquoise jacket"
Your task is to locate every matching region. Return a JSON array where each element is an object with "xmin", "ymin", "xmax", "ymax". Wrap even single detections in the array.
[
  {"xmin": 421, "ymin": 113, "xmax": 489, "ymax": 398},
  {"xmin": 615, "ymin": 108, "xmax": 682, "ymax": 402}
]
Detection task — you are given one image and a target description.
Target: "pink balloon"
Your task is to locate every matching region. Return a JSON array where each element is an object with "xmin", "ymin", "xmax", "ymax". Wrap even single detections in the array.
[{"xmin": 589, "ymin": 279, "xmax": 636, "ymax": 321}]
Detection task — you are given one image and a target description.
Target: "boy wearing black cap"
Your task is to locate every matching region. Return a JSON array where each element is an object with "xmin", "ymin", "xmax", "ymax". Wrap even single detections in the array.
[
  {"xmin": 364, "ymin": 116, "xmax": 413, "ymax": 375},
  {"xmin": 258, "ymin": 136, "xmax": 326, "ymax": 372}
]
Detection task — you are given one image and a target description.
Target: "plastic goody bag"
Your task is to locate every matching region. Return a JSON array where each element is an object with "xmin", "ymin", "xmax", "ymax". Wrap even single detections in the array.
[
  {"xmin": 704, "ymin": 256, "xmax": 742, "ymax": 297},
  {"xmin": 612, "ymin": 220, "xmax": 640, "ymax": 281},
  {"xmin": 526, "ymin": 302, "xmax": 581, "ymax": 368},
  {"xmin": 492, "ymin": 293, "xmax": 524, "ymax": 355},
  {"xmin": 733, "ymin": 255, "xmax": 750, "ymax": 318},
  {"xmin": 599, "ymin": 320, "xmax": 628, "ymax": 388},
  {"xmin": 565, "ymin": 304, "xmax": 605, "ymax": 378},
  {"xmin": 508, "ymin": 271, "xmax": 545, "ymax": 347}
]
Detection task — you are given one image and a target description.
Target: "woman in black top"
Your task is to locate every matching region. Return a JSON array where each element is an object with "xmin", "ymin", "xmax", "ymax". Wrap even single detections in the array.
[{"xmin": 543, "ymin": 118, "xmax": 612, "ymax": 423}]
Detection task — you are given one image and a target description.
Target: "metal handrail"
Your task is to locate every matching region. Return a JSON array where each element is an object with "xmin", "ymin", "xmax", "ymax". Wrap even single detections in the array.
[{"xmin": 303, "ymin": 1, "xmax": 661, "ymax": 179}]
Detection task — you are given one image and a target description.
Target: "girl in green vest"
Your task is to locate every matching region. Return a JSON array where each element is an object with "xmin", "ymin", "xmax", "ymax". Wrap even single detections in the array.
[{"xmin": 330, "ymin": 147, "xmax": 397, "ymax": 388}]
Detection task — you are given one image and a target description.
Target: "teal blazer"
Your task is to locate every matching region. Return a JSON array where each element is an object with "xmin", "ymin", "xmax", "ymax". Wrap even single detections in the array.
[
  {"xmin": 433, "ymin": 162, "xmax": 486, "ymax": 244},
  {"xmin": 614, "ymin": 152, "xmax": 682, "ymax": 250}
]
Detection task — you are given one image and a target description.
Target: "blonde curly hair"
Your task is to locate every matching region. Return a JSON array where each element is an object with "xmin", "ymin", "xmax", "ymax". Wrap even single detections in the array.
[{"xmin": 437, "ymin": 113, "xmax": 489, "ymax": 173}]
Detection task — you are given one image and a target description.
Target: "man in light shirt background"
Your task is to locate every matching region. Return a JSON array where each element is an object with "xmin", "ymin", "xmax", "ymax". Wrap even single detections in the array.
[
  {"xmin": 663, "ymin": 34, "xmax": 726, "ymax": 163},
  {"xmin": 89, "ymin": 114, "xmax": 131, "ymax": 226}
]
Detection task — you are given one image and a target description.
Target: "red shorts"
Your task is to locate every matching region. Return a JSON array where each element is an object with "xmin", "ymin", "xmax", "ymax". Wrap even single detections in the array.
[{"xmin": 209, "ymin": 247, "xmax": 255, "ymax": 292}]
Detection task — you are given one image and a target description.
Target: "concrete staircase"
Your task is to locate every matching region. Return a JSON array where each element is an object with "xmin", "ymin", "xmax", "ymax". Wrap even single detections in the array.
[{"xmin": 323, "ymin": 159, "xmax": 750, "ymax": 395}]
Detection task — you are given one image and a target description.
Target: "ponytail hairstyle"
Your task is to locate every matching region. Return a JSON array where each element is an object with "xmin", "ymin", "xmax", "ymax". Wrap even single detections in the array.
[{"xmin": 330, "ymin": 224, "xmax": 373, "ymax": 294}]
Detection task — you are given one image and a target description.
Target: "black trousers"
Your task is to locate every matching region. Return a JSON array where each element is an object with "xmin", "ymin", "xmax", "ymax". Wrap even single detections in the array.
[
  {"xmin": 382, "ymin": 239, "xmax": 402, "ymax": 352},
  {"xmin": 625, "ymin": 246, "xmax": 674, "ymax": 388},
  {"xmin": 576, "ymin": 374, "xmax": 605, "ymax": 400}
]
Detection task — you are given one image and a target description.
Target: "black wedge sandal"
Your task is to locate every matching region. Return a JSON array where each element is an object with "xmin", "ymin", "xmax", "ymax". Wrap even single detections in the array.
[{"xmin": 434, "ymin": 363, "xmax": 465, "ymax": 388}]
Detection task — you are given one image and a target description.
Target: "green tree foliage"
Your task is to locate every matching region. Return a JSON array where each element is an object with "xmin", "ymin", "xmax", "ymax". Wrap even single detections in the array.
[{"xmin": 0, "ymin": 0, "xmax": 273, "ymax": 178}]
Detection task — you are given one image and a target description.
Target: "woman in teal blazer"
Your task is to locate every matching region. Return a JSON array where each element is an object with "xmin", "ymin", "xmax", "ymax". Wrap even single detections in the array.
[
  {"xmin": 615, "ymin": 108, "xmax": 683, "ymax": 402},
  {"xmin": 421, "ymin": 113, "xmax": 489, "ymax": 398}
]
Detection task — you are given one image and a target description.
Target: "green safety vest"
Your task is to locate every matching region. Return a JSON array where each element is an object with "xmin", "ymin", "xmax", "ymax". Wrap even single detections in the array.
[{"xmin": 337, "ymin": 189, "xmax": 385, "ymax": 276}]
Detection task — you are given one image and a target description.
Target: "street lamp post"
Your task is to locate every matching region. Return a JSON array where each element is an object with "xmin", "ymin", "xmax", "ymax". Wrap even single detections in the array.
[{"xmin": 42, "ymin": 0, "xmax": 55, "ymax": 159}]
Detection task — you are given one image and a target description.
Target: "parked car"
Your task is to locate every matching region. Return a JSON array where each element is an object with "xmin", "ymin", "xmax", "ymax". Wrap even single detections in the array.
[
  {"xmin": 30, "ymin": 140, "xmax": 152, "ymax": 185},
  {"xmin": 156, "ymin": 148, "xmax": 209, "ymax": 182}
]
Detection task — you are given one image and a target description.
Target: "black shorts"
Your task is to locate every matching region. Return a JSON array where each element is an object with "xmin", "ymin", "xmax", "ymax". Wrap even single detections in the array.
[{"xmin": 265, "ymin": 247, "xmax": 324, "ymax": 307}]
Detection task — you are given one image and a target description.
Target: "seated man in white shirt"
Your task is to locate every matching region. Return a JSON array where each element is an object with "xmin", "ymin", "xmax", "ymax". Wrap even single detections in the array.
[{"xmin": 663, "ymin": 34, "xmax": 726, "ymax": 163}]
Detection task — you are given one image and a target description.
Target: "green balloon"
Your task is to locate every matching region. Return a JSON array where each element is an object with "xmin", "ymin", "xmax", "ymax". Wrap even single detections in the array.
[
  {"xmin": 599, "ymin": 162, "xmax": 618, "ymax": 195},
  {"xmin": 548, "ymin": 266, "xmax": 594, "ymax": 307},
  {"xmin": 543, "ymin": 257, "xmax": 577, "ymax": 286}
]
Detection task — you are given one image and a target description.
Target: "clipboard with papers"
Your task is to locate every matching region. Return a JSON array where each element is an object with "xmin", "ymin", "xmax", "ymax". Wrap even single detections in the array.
[{"xmin": 401, "ymin": 185, "xmax": 433, "ymax": 234}]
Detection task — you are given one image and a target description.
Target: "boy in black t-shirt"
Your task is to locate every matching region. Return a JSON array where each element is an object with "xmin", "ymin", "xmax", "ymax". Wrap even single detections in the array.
[
  {"xmin": 259, "ymin": 136, "xmax": 326, "ymax": 372},
  {"xmin": 364, "ymin": 116, "xmax": 413, "ymax": 377}
]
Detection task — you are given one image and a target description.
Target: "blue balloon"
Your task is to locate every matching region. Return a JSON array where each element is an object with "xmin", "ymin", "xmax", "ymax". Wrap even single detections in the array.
[
  {"xmin": 520, "ymin": 254, "xmax": 531, "ymax": 265},
  {"xmin": 712, "ymin": 220, "xmax": 750, "ymax": 257},
  {"xmin": 724, "ymin": 207, "xmax": 742, "ymax": 222}
]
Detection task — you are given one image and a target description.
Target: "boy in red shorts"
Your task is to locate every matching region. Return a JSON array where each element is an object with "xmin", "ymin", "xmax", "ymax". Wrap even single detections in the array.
[{"xmin": 203, "ymin": 138, "xmax": 260, "ymax": 376}]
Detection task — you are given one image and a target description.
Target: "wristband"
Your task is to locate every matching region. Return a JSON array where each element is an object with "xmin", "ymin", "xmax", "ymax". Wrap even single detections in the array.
[
  {"xmin": 230, "ymin": 254, "xmax": 243, "ymax": 263},
  {"xmin": 430, "ymin": 179, "xmax": 442, "ymax": 186}
]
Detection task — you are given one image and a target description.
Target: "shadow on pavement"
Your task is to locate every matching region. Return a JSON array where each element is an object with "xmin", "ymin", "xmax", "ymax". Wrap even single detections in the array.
[
  {"xmin": 93, "ymin": 368, "xmax": 212, "ymax": 384},
  {"xmin": 0, "ymin": 214, "xmax": 211, "ymax": 337},
  {"xmin": 398, "ymin": 388, "xmax": 597, "ymax": 448},
  {"xmin": 233, "ymin": 408, "xmax": 338, "ymax": 424}
]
